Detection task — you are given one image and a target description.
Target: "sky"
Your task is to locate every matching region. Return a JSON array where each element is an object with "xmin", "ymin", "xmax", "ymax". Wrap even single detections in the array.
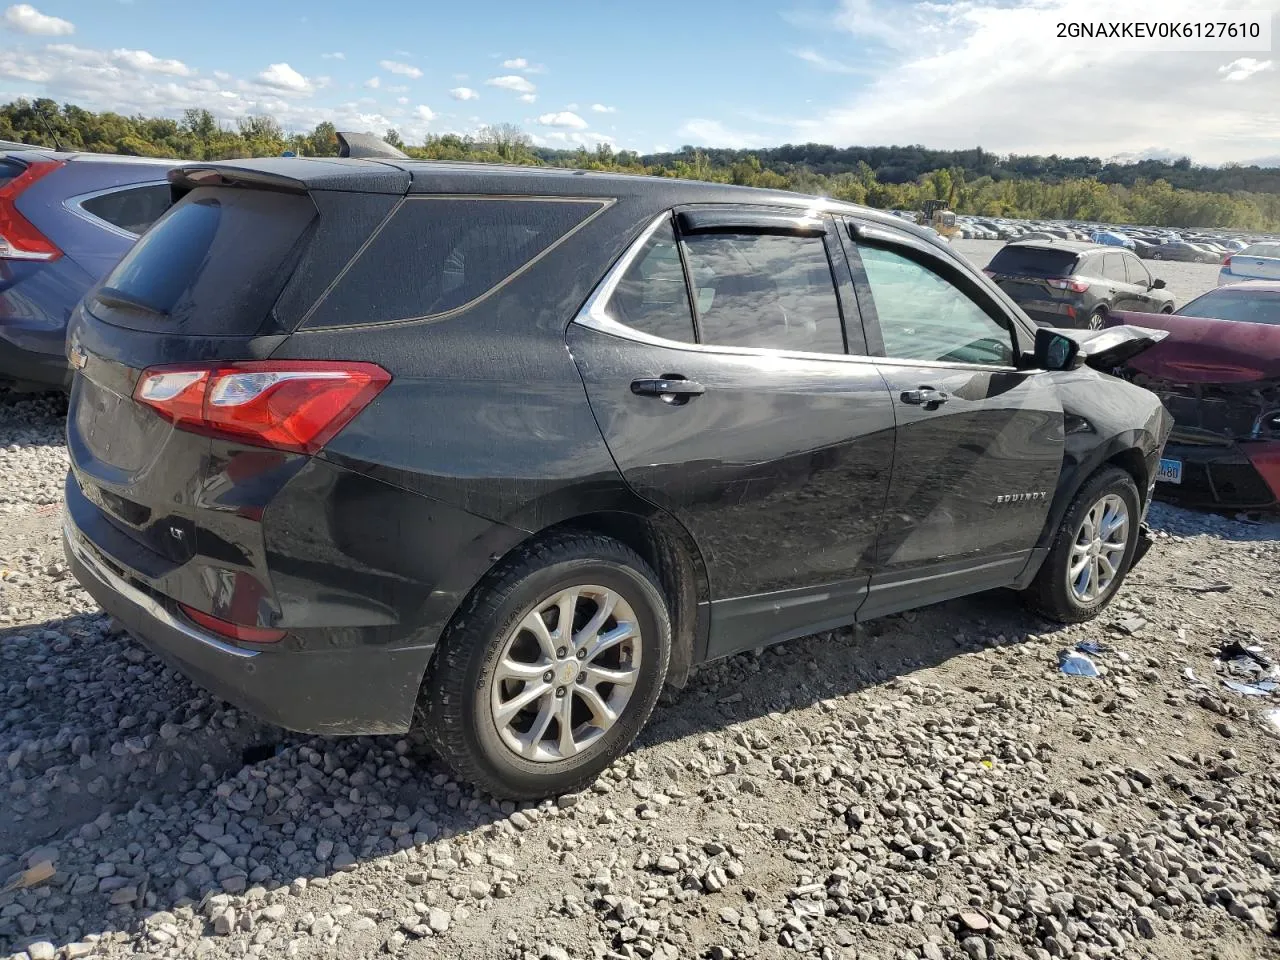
[{"xmin": 0, "ymin": 0, "xmax": 1278, "ymax": 165}]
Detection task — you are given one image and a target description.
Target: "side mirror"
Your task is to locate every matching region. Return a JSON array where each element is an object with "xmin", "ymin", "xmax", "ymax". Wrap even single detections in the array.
[
  {"xmin": 1034, "ymin": 328, "xmax": 1082, "ymax": 371},
  {"xmin": 1151, "ymin": 278, "xmax": 1166, "ymax": 289}
]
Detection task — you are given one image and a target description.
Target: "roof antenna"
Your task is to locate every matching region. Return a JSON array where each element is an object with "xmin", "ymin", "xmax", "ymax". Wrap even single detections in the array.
[{"xmin": 34, "ymin": 108, "xmax": 66, "ymax": 152}]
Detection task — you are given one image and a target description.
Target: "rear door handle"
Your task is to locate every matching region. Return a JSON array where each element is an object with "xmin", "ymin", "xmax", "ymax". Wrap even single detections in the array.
[
  {"xmin": 631, "ymin": 377, "xmax": 706, "ymax": 403},
  {"xmin": 900, "ymin": 386, "xmax": 949, "ymax": 407}
]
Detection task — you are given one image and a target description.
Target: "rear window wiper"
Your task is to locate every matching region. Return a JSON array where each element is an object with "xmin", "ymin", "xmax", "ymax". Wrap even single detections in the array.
[{"xmin": 93, "ymin": 286, "xmax": 170, "ymax": 319}]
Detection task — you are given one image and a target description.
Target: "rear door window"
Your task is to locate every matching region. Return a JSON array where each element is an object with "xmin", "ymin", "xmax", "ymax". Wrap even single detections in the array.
[
  {"xmin": 305, "ymin": 197, "xmax": 606, "ymax": 328},
  {"xmin": 680, "ymin": 232, "xmax": 845, "ymax": 354},
  {"xmin": 986, "ymin": 247, "xmax": 1079, "ymax": 278},
  {"xmin": 1102, "ymin": 253, "xmax": 1128, "ymax": 283},
  {"xmin": 79, "ymin": 183, "xmax": 172, "ymax": 235},
  {"xmin": 92, "ymin": 187, "xmax": 317, "ymax": 335}
]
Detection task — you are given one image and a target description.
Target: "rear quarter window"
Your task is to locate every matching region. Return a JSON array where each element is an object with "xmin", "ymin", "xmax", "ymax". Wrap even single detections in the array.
[
  {"xmin": 304, "ymin": 197, "xmax": 608, "ymax": 328},
  {"xmin": 986, "ymin": 247, "xmax": 1079, "ymax": 278},
  {"xmin": 79, "ymin": 183, "xmax": 173, "ymax": 235}
]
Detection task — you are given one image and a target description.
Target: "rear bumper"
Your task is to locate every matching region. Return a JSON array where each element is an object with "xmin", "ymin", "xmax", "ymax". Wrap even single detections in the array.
[
  {"xmin": 1154, "ymin": 440, "xmax": 1280, "ymax": 510},
  {"xmin": 0, "ymin": 323, "xmax": 71, "ymax": 389},
  {"xmin": 64, "ymin": 511, "xmax": 431, "ymax": 735}
]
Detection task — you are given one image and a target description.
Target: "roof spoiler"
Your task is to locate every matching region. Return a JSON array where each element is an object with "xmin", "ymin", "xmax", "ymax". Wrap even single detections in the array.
[{"xmin": 336, "ymin": 131, "xmax": 409, "ymax": 160}]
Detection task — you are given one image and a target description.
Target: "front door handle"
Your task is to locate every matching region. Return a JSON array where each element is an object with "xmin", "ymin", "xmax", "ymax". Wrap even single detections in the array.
[
  {"xmin": 900, "ymin": 386, "xmax": 949, "ymax": 408},
  {"xmin": 631, "ymin": 377, "xmax": 706, "ymax": 404}
]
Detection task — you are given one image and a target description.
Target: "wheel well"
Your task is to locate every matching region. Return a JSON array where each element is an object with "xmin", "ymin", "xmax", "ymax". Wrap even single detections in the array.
[
  {"xmin": 549, "ymin": 511, "xmax": 708, "ymax": 688},
  {"xmin": 1107, "ymin": 448, "xmax": 1149, "ymax": 503}
]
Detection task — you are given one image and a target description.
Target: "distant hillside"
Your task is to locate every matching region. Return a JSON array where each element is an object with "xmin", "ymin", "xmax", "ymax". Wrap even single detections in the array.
[{"xmin": 5, "ymin": 97, "xmax": 1280, "ymax": 230}]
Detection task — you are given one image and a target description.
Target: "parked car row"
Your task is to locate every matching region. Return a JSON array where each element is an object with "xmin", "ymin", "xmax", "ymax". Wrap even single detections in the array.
[{"xmin": 886, "ymin": 208, "xmax": 1280, "ymax": 267}]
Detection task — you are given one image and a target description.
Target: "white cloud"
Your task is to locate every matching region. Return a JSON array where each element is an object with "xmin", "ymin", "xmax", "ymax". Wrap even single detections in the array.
[
  {"xmin": 397, "ymin": 96, "xmax": 409, "ymax": 105},
  {"xmin": 449, "ymin": 86, "xmax": 478, "ymax": 101},
  {"xmin": 783, "ymin": 0, "xmax": 1280, "ymax": 166},
  {"xmin": 537, "ymin": 110, "xmax": 587, "ymax": 129},
  {"xmin": 1219, "ymin": 57, "xmax": 1273, "ymax": 82},
  {"xmin": 111, "ymin": 48, "xmax": 192, "ymax": 76},
  {"xmin": 364, "ymin": 75, "xmax": 381, "ymax": 89},
  {"xmin": 531, "ymin": 130, "xmax": 616, "ymax": 149},
  {"xmin": 565, "ymin": 102, "xmax": 579, "ymax": 111},
  {"xmin": 677, "ymin": 118, "xmax": 769, "ymax": 149},
  {"xmin": 321, "ymin": 51, "xmax": 345, "ymax": 60},
  {"xmin": 519, "ymin": 93, "xmax": 537, "ymax": 103},
  {"xmin": 502, "ymin": 57, "xmax": 528, "ymax": 69},
  {"xmin": 213, "ymin": 69, "xmax": 230, "ymax": 81},
  {"xmin": 791, "ymin": 48, "xmax": 859, "ymax": 74},
  {"xmin": 590, "ymin": 103, "xmax": 616, "ymax": 113},
  {"xmin": 486, "ymin": 74, "xmax": 535, "ymax": 94},
  {"xmin": 379, "ymin": 59, "xmax": 422, "ymax": 79},
  {"xmin": 256, "ymin": 62, "xmax": 313, "ymax": 95},
  {"xmin": 3, "ymin": 3, "xmax": 72, "ymax": 36},
  {"xmin": 415, "ymin": 104, "xmax": 435, "ymax": 121}
]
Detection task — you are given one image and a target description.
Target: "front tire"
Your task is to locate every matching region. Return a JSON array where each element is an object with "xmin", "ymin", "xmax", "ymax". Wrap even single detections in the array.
[
  {"xmin": 420, "ymin": 531, "xmax": 671, "ymax": 800},
  {"xmin": 1022, "ymin": 466, "xmax": 1141, "ymax": 623}
]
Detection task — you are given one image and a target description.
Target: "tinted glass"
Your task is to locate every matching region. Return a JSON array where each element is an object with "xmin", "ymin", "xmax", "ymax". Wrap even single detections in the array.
[
  {"xmin": 1124, "ymin": 256, "xmax": 1151, "ymax": 286},
  {"xmin": 859, "ymin": 245, "xmax": 1014, "ymax": 366},
  {"xmin": 606, "ymin": 219, "xmax": 695, "ymax": 343},
  {"xmin": 1241, "ymin": 243, "xmax": 1280, "ymax": 259},
  {"xmin": 80, "ymin": 183, "xmax": 172, "ymax": 234},
  {"xmin": 1179, "ymin": 289, "xmax": 1280, "ymax": 325},
  {"xmin": 682, "ymin": 232, "xmax": 844, "ymax": 354},
  {"xmin": 986, "ymin": 246, "xmax": 1079, "ymax": 278},
  {"xmin": 1102, "ymin": 253, "xmax": 1128, "ymax": 282},
  {"xmin": 308, "ymin": 198, "xmax": 603, "ymax": 328},
  {"xmin": 94, "ymin": 187, "xmax": 316, "ymax": 335}
]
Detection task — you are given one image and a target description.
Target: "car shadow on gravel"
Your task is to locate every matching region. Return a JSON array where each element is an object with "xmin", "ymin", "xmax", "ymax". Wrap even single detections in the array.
[{"xmin": 0, "ymin": 584, "xmax": 1075, "ymax": 952}]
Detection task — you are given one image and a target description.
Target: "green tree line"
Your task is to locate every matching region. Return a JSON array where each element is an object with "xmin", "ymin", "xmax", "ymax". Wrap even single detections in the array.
[{"xmin": 4, "ymin": 98, "xmax": 1279, "ymax": 230}]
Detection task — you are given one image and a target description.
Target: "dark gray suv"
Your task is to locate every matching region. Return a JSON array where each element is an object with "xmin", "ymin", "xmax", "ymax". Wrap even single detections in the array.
[
  {"xmin": 65, "ymin": 158, "xmax": 1171, "ymax": 798},
  {"xmin": 986, "ymin": 240, "xmax": 1176, "ymax": 329}
]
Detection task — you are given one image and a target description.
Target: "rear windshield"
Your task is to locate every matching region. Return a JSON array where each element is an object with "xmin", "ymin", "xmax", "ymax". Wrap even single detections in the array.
[
  {"xmin": 1180, "ymin": 288, "xmax": 1280, "ymax": 326},
  {"xmin": 90, "ymin": 187, "xmax": 316, "ymax": 336},
  {"xmin": 986, "ymin": 247, "xmax": 1079, "ymax": 278},
  {"xmin": 304, "ymin": 197, "xmax": 605, "ymax": 328}
]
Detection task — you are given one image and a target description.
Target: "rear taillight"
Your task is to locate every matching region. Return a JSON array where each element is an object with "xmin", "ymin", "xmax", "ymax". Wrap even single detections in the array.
[
  {"xmin": 1044, "ymin": 277, "xmax": 1090, "ymax": 293},
  {"xmin": 0, "ymin": 160, "xmax": 65, "ymax": 261},
  {"xmin": 1222, "ymin": 255, "xmax": 1232, "ymax": 268},
  {"xmin": 133, "ymin": 360, "xmax": 391, "ymax": 454},
  {"xmin": 178, "ymin": 603, "xmax": 287, "ymax": 643}
]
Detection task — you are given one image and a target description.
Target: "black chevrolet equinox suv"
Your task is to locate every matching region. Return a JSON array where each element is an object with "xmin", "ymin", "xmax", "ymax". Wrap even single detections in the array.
[{"xmin": 64, "ymin": 157, "xmax": 1171, "ymax": 798}]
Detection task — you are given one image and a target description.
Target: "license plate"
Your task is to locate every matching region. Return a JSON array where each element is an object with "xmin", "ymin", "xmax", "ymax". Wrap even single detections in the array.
[{"xmin": 1156, "ymin": 457, "xmax": 1183, "ymax": 484}]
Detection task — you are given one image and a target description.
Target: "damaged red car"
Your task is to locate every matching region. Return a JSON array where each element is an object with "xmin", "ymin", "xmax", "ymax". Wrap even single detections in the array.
[{"xmin": 1109, "ymin": 282, "xmax": 1280, "ymax": 509}]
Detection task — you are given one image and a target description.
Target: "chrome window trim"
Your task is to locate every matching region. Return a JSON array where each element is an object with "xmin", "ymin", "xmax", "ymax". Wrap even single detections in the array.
[
  {"xmin": 572, "ymin": 211, "xmax": 1021, "ymax": 374},
  {"xmin": 63, "ymin": 180, "xmax": 170, "ymax": 240}
]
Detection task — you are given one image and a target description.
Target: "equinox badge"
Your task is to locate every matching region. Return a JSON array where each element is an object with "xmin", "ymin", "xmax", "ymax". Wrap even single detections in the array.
[{"xmin": 994, "ymin": 491, "xmax": 1047, "ymax": 504}]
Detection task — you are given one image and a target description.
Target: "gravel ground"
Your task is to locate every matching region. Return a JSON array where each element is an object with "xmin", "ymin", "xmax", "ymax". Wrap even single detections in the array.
[
  {"xmin": 3, "ymin": 262, "xmax": 1280, "ymax": 960},
  {"xmin": 951, "ymin": 239, "xmax": 1221, "ymax": 311}
]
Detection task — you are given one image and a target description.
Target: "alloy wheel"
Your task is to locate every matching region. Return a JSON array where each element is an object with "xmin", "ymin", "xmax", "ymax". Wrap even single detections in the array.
[
  {"xmin": 1067, "ymin": 494, "xmax": 1129, "ymax": 603},
  {"xmin": 489, "ymin": 585, "xmax": 641, "ymax": 762}
]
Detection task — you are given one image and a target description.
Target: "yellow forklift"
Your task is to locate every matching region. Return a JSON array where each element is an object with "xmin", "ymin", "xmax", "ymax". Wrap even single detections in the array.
[{"xmin": 916, "ymin": 199, "xmax": 959, "ymax": 239}]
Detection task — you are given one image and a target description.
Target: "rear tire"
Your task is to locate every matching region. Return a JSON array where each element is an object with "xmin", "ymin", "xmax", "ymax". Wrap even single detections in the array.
[
  {"xmin": 1086, "ymin": 308, "xmax": 1106, "ymax": 330},
  {"xmin": 419, "ymin": 531, "xmax": 671, "ymax": 800},
  {"xmin": 1022, "ymin": 466, "xmax": 1141, "ymax": 624}
]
